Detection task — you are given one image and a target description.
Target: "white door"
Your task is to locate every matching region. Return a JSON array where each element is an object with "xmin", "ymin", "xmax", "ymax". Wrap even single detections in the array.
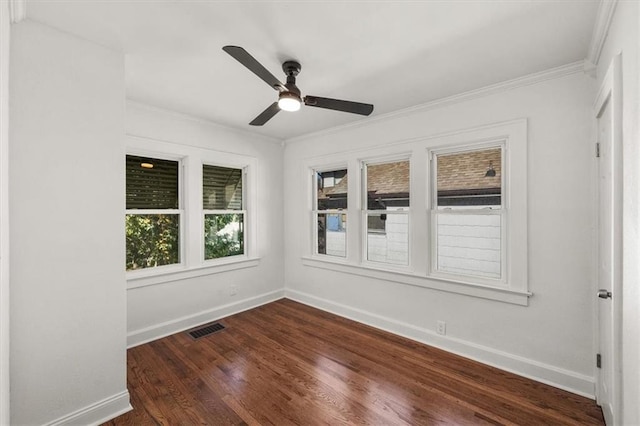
[
  {"xmin": 595, "ymin": 55, "xmax": 621, "ymax": 425},
  {"xmin": 597, "ymin": 95, "xmax": 615, "ymax": 423}
]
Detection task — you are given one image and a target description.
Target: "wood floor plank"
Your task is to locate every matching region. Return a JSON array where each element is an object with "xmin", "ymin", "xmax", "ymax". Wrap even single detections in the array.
[
  {"xmin": 104, "ymin": 299, "xmax": 604, "ymax": 426},
  {"xmin": 269, "ymin": 300, "xmax": 603, "ymax": 424},
  {"xmin": 241, "ymin": 303, "xmax": 534, "ymax": 424},
  {"xmin": 234, "ymin": 304, "xmax": 496, "ymax": 425}
]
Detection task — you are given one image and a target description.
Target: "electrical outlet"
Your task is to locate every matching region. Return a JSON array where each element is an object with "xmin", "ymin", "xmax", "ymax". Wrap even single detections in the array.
[
  {"xmin": 229, "ymin": 285, "xmax": 237, "ymax": 296},
  {"xmin": 436, "ymin": 320, "xmax": 446, "ymax": 335}
]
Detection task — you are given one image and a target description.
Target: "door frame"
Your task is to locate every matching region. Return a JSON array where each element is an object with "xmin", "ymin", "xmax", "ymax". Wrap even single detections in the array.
[
  {"xmin": 0, "ymin": 1, "xmax": 10, "ymax": 424},
  {"xmin": 593, "ymin": 53, "xmax": 623, "ymax": 424}
]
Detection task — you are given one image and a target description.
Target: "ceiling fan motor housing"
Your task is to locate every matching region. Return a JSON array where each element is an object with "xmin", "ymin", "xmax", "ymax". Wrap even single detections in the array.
[
  {"xmin": 282, "ymin": 60, "xmax": 302, "ymax": 99},
  {"xmin": 222, "ymin": 45, "xmax": 373, "ymax": 125},
  {"xmin": 282, "ymin": 60, "xmax": 301, "ymax": 77}
]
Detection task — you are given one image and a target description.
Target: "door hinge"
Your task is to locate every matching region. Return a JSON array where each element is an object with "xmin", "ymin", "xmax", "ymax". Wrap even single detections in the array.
[
  {"xmin": 596, "ymin": 142, "xmax": 600, "ymax": 158},
  {"xmin": 596, "ymin": 353, "xmax": 602, "ymax": 369}
]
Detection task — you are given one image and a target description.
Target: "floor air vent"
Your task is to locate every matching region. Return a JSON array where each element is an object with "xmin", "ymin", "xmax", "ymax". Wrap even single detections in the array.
[{"xmin": 188, "ymin": 322, "xmax": 225, "ymax": 339}]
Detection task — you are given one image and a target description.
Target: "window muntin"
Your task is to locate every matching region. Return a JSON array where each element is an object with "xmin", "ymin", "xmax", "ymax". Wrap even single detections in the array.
[
  {"xmin": 203, "ymin": 165, "xmax": 245, "ymax": 260},
  {"xmin": 126, "ymin": 155, "xmax": 181, "ymax": 271},
  {"xmin": 303, "ymin": 121, "xmax": 527, "ymax": 304},
  {"xmin": 432, "ymin": 146, "xmax": 504, "ymax": 281},
  {"xmin": 364, "ymin": 159, "xmax": 410, "ymax": 266},
  {"xmin": 314, "ymin": 168, "xmax": 347, "ymax": 257}
]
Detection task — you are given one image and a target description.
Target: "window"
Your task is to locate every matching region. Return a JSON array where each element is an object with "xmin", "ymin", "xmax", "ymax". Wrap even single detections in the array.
[
  {"xmin": 363, "ymin": 159, "xmax": 410, "ymax": 266},
  {"xmin": 431, "ymin": 145, "xmax": 504, "ymax": 282},
  {"xmin": 126, "ymin": 155, "xmax": 181, "ymax": 271},
  {"xmin": 125, "ymin": 138, "xmax": 259, "ymax": 288},
  {"xmin": 303, "ymin": 120, "xmax": 528, "ymax": 304},
  {"xmin": 314, "ymin": 168, "xmax": 347, "ymax": 257},
  {"xmin": 203, "ymin": 165, "xmax": 245, "ymax": 260}
]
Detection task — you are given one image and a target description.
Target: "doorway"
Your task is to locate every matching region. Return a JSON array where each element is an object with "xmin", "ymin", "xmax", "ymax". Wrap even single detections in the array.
[{"xmin": 594, "ymin": 53, "xmax": 622, "ymax": 425}]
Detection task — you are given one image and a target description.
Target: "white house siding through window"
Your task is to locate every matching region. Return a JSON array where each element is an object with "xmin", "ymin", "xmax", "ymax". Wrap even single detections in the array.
[
  {"xmin": 365, "ymin": 160, "xmax": 410, "ymax": 265},
  {"xmin": 433, "ymin": 147, "xmax": 503, "ymax": 279},
  {"xmin": 314, "ymin": 150, "xmax": 503, "ymax": 277},
  {"xmin": 315, "ymin": 161, "xmax": 412, "ymax": 265}
]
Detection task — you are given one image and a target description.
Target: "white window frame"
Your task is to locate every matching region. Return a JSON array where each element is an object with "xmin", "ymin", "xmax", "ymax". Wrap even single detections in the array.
[
  {"xmin": 301, "ymin": 120, "xmax": 529, "ymax": 305},
  {"xmin": 125, "ymin": 135, "xmax": 259, "ymax": 289},
  {"xmin": 428, "ymin": 142, "xmax": 507, "ymax": 287},
  {"xmin": 125, "ymin": 152, "xmax": 185, "ymax": 275},
  {"xmin": 361, "ymin": 156, "xmax": 411, "ymax": 270},
  {"xmin": 312, "ymin": 165, "xmax": 349, "ymax": 259},
  {"xmin": 202, "ymin": 163, "xmax": 248, "ymax": 263},
  {"xmin": 423, "ymin": 120, "xmax": 529, "ymax": 299}
]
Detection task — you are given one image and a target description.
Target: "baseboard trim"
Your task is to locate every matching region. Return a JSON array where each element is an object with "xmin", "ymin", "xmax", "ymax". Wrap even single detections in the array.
[
  {"xmin": 285, "ymin": 288, "xmax": 595, "ymax": 398},
  {"xmin": 46, "ymin": 390, "xmax": 132, "ymax": 426},
  {"xmin": 127, "ymin": 289, "xmax": 285, "ymax": 348}
]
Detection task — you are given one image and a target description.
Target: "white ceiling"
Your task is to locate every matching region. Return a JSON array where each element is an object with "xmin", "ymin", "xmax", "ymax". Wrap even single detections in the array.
[{"xmin": 25, "ymin": 0, "xmax": 600, "ymax": 140}]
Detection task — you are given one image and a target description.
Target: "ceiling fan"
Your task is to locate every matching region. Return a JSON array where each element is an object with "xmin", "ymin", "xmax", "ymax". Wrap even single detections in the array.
[{"xmin": 222, "ymin": 46, "xmax": 374, "ymax": 126}]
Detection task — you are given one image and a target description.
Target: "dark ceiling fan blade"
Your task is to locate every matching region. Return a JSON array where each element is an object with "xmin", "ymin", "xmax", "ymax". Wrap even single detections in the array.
[
  {"xmin": 249, "ymin": 102, "xmax": 281, "ymax": 126},
  {"xmin": 223, "ymin": 46, "xmax": 286, "ymax": 92},
  {"xmin": 304, "ymin": 96, "xmax": 374, "ymax": 116}
]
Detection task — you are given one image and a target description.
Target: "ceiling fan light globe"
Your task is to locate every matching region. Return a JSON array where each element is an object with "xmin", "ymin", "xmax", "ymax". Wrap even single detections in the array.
[{"xmin": 278, "ymin": 93, "xmax": 301, "ymax": 112}]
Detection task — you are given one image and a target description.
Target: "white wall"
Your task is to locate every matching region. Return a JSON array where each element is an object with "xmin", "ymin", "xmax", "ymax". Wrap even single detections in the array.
[
  {"xmin": 125, "ymin": 102, "xmax": 285, "ymax": 346},
  {"xmin": 284, "ymin": 71, "xmax": 597, "ymax": 396},
  {"xmin": 10, "ymin": 20, "xmax": 130, "ymax": 425},
  {"xmin": 596, "ymin": 2, "xmax": 640, "ymax": 424},
  {"xmin": 0, "ymin": 1, "xmax": 10, "ymax": 424}
]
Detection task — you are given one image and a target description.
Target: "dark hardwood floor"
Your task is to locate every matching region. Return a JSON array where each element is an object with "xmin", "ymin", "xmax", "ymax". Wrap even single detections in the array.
[{"xmin": 103, "ymin": 298, "xmax": 604, "ymax": 425}]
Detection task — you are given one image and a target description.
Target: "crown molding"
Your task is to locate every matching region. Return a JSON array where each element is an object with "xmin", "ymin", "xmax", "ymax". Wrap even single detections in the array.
[
  {"xmin": 286, "ymin": 60, "xmax": 585, "ymax": 145},
  {"xmin": 587, "ymin": 0, "xmax": 618, "ymax": 66},
  {"xmin": 583, "ymin": 60, "xmax": 597, "ymax": 78},
  {"xmin": 9, "ymin": 0, "xmax": 26, "ymax": 24},
  {"xmin": 126, "ymin": 99, "xmax": 283, "ymax": 145}
]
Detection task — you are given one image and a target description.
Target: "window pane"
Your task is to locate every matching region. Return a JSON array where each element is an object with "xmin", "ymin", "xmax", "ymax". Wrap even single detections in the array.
[
  {"xmin": 126, "ymin": 155, "xmax": 179, "ymax": 209},
  {"xmin": 126, "ymin": 214, "xmax": 180, "ymax": 270},
  {"xmin": 366, "ymin": 212, "xmax": 408, "ymax": 265},
  {"xmin": 317, "ymin": 169, "xmax": 347, "ymax": 210},
  {"xmin": 317, "ymin": 213, "xmax": 346, "ymax": 257},
  {"xmin": 204, "ymin": 213, "xmax": 244, "ymax": 259},
  {"xmin": 437, "ymin": 148, "xmax": 501, "ymax": 208},
  {"xmin": 366, "ymin": 160, "xmax": 410, "ymax": 210},
  {"xmin": 436, "ymin": 213, "xmax": 501, "ymax": 279},
  {"xmin": 367, "ymin": 213, "xmax": 386, "ymax": 233},
  {"xmin": 203, "ymin": 165, "xmax": 243, "ymax": 210}
]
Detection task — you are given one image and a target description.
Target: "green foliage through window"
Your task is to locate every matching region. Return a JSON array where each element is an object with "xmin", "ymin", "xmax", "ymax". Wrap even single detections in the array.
[
  {"xmin": 204, "ymin": 214, "xmax": 244, "ymax": 260},
  {"xmin": 126, "ymin": 155, "xmax": 181, "ymax": 271},
  {"xmin": 126, "ymin": 214, "xmax": 180, "ymax": 270}
]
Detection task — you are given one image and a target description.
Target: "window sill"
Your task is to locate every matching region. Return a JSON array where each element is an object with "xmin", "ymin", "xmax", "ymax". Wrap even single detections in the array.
[
  {"xmin": 127, "ymin": 257, "xmax": 260, "ymax": 289},
  {"xmin": 301, "ymin": 256, "xmax": 531, "ymax": 306}
]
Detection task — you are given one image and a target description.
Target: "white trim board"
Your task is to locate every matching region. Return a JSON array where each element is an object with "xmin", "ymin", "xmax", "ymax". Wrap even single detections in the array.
[
  {"xmin": 587, "ymin": 0, "xmax": 619, "ymax": 66},
  {"xmin": 127, "ymin": 257, "xmax": 261, "ymax": 289},
  {"xmin": 126, "ymin": 100, "xmax": 282, "ymax": 145},
  {"xmin": 301, "ymin": 257, "xmax": 531, "ymax": 306},
  {"xmin": 127, "ymin": 289, "xmax": 285, "ymax": 348},
  {"xmin": 9, "ymin": 0, "xmax": 26, "ymax": 24},
  {"xmin": 284, "ymin": 289, "xmax": 595, "ymax": 398},
  {"xmin": 45, "ymin": 391, "xmax": 132, "ymax": 426},
  {"xmin": 0, "ymin": 2, "xmax": 10, "ymax": 423}
]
